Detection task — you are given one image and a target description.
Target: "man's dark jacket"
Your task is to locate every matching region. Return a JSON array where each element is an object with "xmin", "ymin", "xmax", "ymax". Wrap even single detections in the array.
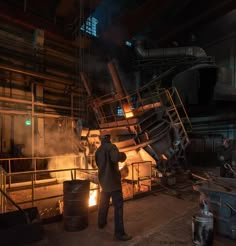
[{"xmin": 95, "ymin": 138, "xmax": 122, "ymax": 192}]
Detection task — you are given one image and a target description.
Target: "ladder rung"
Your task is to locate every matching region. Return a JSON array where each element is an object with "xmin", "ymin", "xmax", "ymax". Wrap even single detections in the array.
[
  {"xmin": 170, "ymin": 111, "xmax": 177, "ymax": 118},
  {"xmin": 162, "ymin": 88, "xmax": 190, "ymax": 150},
  {"xmin": 139, "ymin": 176, "xmax": 151, "ymax": 181},
  {"xmin": 173, "ymin": 118, "xmax": 180, "ymax": 123},
  {"xmin": 181, "ymin": 136, "xmax": 188, "ymax": 145},
  {"xmin": 167, "ymin": 107, "xmax": 176, "ymax": 112}
]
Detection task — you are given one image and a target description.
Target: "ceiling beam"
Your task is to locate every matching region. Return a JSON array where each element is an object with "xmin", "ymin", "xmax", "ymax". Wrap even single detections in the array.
[
  {"xmin": 56, "ymin": 0, "xmax": 102, "ymax": 17},
  {"xmin": 101, "ymin": 0, "xmax": 175, "ymax": 45},
  {"xmin": 56, "ymin": 0, "xmax": 75, "ymax": 17},
  {"xmin": 0, "ymin": 1, "xmax": 92, "ymax": 48},
  {"xmin": 0, "ymin": 2, "xmax": 66, "ymax": 37},
  {"xmin": 155, "ymin": 0, "xmax": 236, "ymax": 44}
]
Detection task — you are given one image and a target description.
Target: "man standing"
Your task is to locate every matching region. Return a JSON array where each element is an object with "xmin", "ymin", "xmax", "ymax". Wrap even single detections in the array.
[
  {"xmin": 95, "ymin": 131, "xmax": 132, "ymax": 241},
  {"xmin": 217, "ymin": 138, "xmax": 234, "ymax": 177}
]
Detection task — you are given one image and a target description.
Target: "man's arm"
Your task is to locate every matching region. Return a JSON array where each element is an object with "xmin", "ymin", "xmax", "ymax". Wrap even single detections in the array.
[
  {"xmin": 109, "ymin": 145, "xmax": 120, "ymax": 163},
  {"xmin": 110, "ymin": 145, "xmax": 127, "ymax": 163},
  {"xmin": 95, "ymin": 148, "xmax": 101, "ymax": 168}
]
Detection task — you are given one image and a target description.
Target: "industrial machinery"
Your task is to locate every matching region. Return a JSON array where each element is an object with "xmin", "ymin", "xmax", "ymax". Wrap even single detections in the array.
[
  {"xmin": 0, "ymin": 59, "xmax": 193, "ymax": 217},
  {"xmin": 195, "ymin": 176, "xmax": 236, "ymax": 240},
  {"xmin": 79, "ymin": 60, "xmax": 192, "ymax": 192}
]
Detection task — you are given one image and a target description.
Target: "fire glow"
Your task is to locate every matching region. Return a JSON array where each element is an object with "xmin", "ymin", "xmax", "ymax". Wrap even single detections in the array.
[
  {"xmin": 89, "ymin": 190, "xmax": 97, "ymax": 207},
  {"xmin": 123, "ymin": 103, "xmax": 134, "ymax": 118},
  {"xmin": 161, "ymin": 154, "xmax": 168, "ymax": 160}
]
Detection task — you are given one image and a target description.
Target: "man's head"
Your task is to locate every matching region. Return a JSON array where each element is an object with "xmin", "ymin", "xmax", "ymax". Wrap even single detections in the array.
[
  {"xmin": 223, "ymin": 138, "xmax": 232, "ymax": 148},
  {"xmin": 99, "ymin": 130, "xmax": 111, "ymax": 140}
]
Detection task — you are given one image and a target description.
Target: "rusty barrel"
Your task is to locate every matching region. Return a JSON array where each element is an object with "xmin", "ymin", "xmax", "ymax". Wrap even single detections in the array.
[{"xmin": 63, "ymin": 180, "xmax": 90, "ymax": 231}]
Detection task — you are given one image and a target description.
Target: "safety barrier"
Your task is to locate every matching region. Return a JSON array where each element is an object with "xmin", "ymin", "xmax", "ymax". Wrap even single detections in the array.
[
  {"xmin": 0, "ymin": 167, "xmax": 7, "ymax": 213},
  {"xmin": 0, "ymin": 156, "xmax": 153, "ymax": 216}
]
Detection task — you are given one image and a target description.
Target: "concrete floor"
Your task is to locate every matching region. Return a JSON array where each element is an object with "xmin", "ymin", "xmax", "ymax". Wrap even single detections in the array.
[{"xmin": 27, "ymin": 187, "xmax": 235, "ymax": 246}]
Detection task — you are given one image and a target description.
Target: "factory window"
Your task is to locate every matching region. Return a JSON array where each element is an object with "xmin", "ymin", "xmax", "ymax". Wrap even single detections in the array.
[
  {"xmin": 117, "ymin": 105, "xmax": 134, "ymax": 117},
  {"xmin": 81, "ymin": 16, "xmax": 98, "ymax": 37},
  {"xmin": 117, "ymin": 106, "xmax": 124, "ymax": 116}
]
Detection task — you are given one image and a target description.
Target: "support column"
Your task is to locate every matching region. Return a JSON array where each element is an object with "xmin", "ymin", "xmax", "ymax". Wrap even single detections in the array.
[{"xmin": 35, "ymin": 84, "xmax": 44, "ymax": 156}]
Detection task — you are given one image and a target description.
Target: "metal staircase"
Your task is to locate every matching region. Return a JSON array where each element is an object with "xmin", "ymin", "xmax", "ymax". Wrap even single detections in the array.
[
  {"xmin": 85, "ymin": 64, "xmax": 192, "ymax": 168},
  {"xmin": 159, "ymin": 87, "xmax": 192, "ymax": 165}
]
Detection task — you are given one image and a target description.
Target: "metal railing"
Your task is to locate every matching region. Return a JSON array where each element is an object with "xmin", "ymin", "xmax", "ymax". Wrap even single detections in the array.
[
  {"xmin": 0, "ymin": 155, "xmax": 99, "ymax": 213},
  {"xmin": 0, "ymin": 155, "xmax": 83, "ymax": 188},
  {"xmin": 0, "ymin": 166, "xmax": 99, "ymax": 214},
  {"xmin": 131, "ymin": 161, "xmax": 152, "ymax": 197},
  {"xmin": 0, "ymin": 167, "xmax": 7, "ymax": 213},
  {"xmin": 0, "ymin": 157, "xmax": 153, "ymax": 215},
  {"xmin": 90, "ymin": 81, "xmax": 162, "ymax": 127},
  {"xmin": 14, "ymin": 168, "xmax": 96, "ymax": 199}
]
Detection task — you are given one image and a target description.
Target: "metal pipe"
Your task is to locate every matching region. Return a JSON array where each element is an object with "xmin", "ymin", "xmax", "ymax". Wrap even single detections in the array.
[
  {"xmin": 0, "ymin": 116, "xmax": 2, "ymax": 153},
  {"xmin": 0, "ymin": 2, "xmax": 76, "ymax": 48},
  {"xmin": 0, "ymin": 96, "xmax": 82, "ymax": 111},
  {"xmin": 0, "ymin": 96, "xmax": 32, "ymax": 105},
  {"xmin": 191, "ymin": 173, "xmax": 208, "ymax": 181},
  {"xmin": 0, "ymin": 63, "xmax": 74, "ymax": 85},
  {"xmin": 24, "ymin": 0, "xmax": 27, "ymax": 12},
  {"xmin": 71, "ymin": 92, "xmax": 74, "ymax": 118},
  {"xmin": 0, "ymin": 109, "xmax": 81, "ymax": 119},
  {"xmin": 0, "ymin": 109, "xmax": 29, "ymax": 115},
  {"xmin": 1, "ymin": 77, "xmax": 81, "ymax": 96},
  {"xmin": 31, "ymin": 174, "xmax": 35, "ymax": 206},
  {"xmin": 8, "ymin": 159, "xmax": 11, "ymax": 189},
  {"xmin": 34, "ymin": 101, "xmax": 81, "ymax": 111},
  {"xmin": 80, "ymin": 72, "xmax": 92, "ymax": 97},
  {"xmin": 135, "ymin": 40, "xmax": 207, "ymax": 58},
  {"xmin": 0, "ymin": 28, "xmax": 76, "ymax": 64},
  {"xmin": 107, "ymin": 60, "xmax": 126, "ymax": 98},
  {"xmin": 31, "ymin": 83, "xmax": 35, "ymax": 158}
]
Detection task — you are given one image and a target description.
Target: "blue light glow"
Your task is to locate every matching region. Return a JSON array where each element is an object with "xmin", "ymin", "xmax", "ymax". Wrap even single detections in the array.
[
  {"xmin": 125, "ymin": 41, "xmax": 132, "ymax": 47},
  {"xmin": 81, "ymin": 16, "xmax": 98, "ymax": 37}
]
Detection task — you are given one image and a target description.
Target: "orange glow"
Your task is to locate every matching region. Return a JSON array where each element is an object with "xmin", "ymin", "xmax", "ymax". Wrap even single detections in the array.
[
  {"xmin": 123, "ymin": 103, "xmax": 134, "ymax": 118},
  {"xmin": 125, "ymin": 111, "xmax": 134, "ymax": 118},
  {"xmin": 89, "ymin": 190, "xmax": 98, "ymax": 207},
  {"xmin": 119, "ymin": 162, "xmax": 126, "ymax": 170},
  {"xmin": 161, "ymin": 154, "xmax": 168, "ymax": 160},
  {"xmin": 119, "ymin": 162, "xmax": 129, "ymax": 179}
]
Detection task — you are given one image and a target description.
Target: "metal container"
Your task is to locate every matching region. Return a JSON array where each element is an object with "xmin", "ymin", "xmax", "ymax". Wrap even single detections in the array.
[
  {"xmin": 199, "ymin": 177, "xmax": 236, "ymax": 239},
  {"xmin": 63, "ymin": 179, "xmax": 90, "ymax": 231},
  {"xmin": 192, "ymin": 212, "xmax": 214, "ymax": 246}
]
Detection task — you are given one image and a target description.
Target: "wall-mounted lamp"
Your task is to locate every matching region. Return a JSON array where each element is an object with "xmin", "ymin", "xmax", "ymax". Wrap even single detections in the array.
[{"xmin": 25, "ymin": 119, "xmax": 32, "ymax": 126}]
